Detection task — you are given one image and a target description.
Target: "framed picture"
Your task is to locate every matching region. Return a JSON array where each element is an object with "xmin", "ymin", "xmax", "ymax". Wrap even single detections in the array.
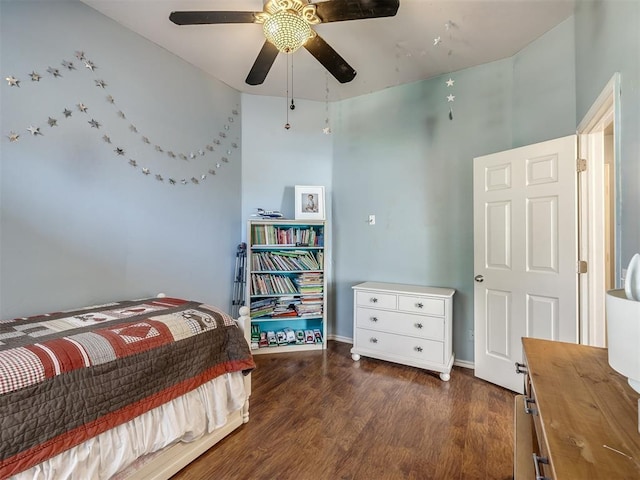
[{"xmin": 295, "ymin": 185, "xmax": 325, "ymax": 220}]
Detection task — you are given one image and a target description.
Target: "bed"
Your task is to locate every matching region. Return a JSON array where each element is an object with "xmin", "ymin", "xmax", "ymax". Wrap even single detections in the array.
[{"xmin": 0, "ymin": 296, "xmax": 255, "ymax": 480}]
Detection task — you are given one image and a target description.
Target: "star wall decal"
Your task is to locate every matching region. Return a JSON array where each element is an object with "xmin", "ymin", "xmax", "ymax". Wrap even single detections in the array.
[
  {"xmin": 62, "ymin": 60, "xmax": 75, "ymax": 70},
  {"xmin": 129, "ymin": 125, "xmax": 138, "ymax": 133},
  {"xmin": 155, "ymin": 174, "xmax": 163, "ymax": 182},
  {"xmin": 142, "ymin": 168, "xmax": 150, "ymax": 175},
  {"xmin": 114, "ymin": 147, "xmax": 125, "ymax": 155},
  {"xmin": 63, "ymin": 108, "xmax": 72, "ymax": 118},
  {"xmin": 129, "ymin": 159, "xmax": 137, "ymax": 167},
  {"xmin": 48, "ymin": 117, "xmax": 58, "ymax": 127},
  {"xmin": 191, "ymin": 177, "xmax": 199, "ymax": 184},
  {"xmin": 117, "ymin": 111, "xmax": 125, "ymax": 119},
  {"xmin": 88, "ymin": 119, "xmax": 101, "ymax": 129},
  {"xmin": 77, "ymin": 103, "xmax": 88, "ymax": 113},
  {"xmin": 447, "ymin": 94, "xmax": 455, "ymax": 102},
  {"xmin": 167, "ymin": 151, "xmax": 176, "ymax": 158},
  {"xmin": 169, "ymin": 179, "xmax": 176, "ymax": 185},
  {"xmin": 46, "ymin": 67, "xmax": 62, "ymax": 78},
  {"xmin": 94, "ymin": 79, "xmax": 107, "ymax": 89},
  {"xmin": 84, "ymin": 60, "xmax": 96, "ymax": 71},
  {"xmin": 433, "ymin": 37, "xmax": 442, "ymax": 46},
  {"xmin": 5, "ymin": 76, "xmax": 20, "ymax": 87},
  {"xmin": 29, "ymin": 71, "xmax": 41, "ymax": 82},
  {"xmin": 141, "ymin": 136, "xmax": 150, "ymax": 144},
  {"xmin": 103, "ymin": 135, "xmax": 111, "ymax": 143},
  {"xmin": 75, "ymin": 51, "xmax": 86, "ymax": 60},
  {"xmin": 27, "ymin": 125, "xmax": 42, "ymax": 136},
  {"xmin": 7, "ymin": 132, "xmax": 19, "ymax": 142},
  {"xmin": 208, "ymin": 169, "xmax": 216, "ymax": 175},
  {"xmin": 446, "ymin": 78, "xmax": 455, "ymax": 87},
  {"xmin": 106, "ymin": 95, "xmax": 115, "ymax": 104}
]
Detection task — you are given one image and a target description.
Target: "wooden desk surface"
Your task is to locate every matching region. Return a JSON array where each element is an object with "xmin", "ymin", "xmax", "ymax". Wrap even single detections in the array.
[{"xmin": 523, "ymin": 337, "xmax": 640, "ymax": 479}]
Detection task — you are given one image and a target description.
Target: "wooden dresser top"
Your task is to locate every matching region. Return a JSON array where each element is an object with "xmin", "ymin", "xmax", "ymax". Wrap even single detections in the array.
[{"xmin": 523, "ymin": 337, "xmax": 640, "ymax": 479}]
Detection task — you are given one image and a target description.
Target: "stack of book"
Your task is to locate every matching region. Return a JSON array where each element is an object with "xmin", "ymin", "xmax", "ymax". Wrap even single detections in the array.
[
  {"xmin": 250, "ymin": 298, "xmax": 276, "ymax": 318},
  {"xmin": 293, "ymin": 272, "xmax": 323, "ymax": 317},
  {"xmin": 271, "ymin": 296, "xmax": 301, "ymax": 318},
  {"xmin": 295, "ymin": 297, "xmax": 323, "ymax": 317},
  {"xmin": 294, "ymin": 272, "xmax": 323, "ymax": 295}
]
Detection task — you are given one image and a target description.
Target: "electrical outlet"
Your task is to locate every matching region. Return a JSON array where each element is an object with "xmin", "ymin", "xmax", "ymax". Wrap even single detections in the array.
[{"xmin": 368, "ymin": 214, "xmax": 376, "ymax": 225}]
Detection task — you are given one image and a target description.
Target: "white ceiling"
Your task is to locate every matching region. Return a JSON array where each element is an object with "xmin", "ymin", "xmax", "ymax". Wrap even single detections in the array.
[{"xmin": 80, "ymin": 0, "xmax": 576, "ymax": 101}]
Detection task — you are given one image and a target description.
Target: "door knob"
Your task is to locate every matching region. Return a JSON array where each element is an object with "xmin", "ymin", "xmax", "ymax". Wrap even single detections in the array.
[{"xmin": 474, "ymin": 275, "xmax": 484, "ymax": 283}]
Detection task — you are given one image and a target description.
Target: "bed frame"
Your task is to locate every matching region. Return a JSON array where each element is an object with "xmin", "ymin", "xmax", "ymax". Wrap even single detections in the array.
[{"xmin": 124, "ymin": 305, "xmax": 252, "ymax": 480}]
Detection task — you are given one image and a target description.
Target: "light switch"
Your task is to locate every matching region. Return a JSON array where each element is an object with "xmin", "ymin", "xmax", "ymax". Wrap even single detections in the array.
[{"xmin": 368, "ymin": 215, "xmax": 375, "ymax": 225}]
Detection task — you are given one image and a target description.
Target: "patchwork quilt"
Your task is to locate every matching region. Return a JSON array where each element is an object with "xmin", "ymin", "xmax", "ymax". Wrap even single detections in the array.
[{"xmin": 0, "ymin": 297, "xmax": 255, "ymax": 478}]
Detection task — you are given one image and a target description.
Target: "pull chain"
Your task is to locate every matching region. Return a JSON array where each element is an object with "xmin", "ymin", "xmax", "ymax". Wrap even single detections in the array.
[
  {"xmin": 290, "ymin": 54, "xmax": 295, "ymax": 112},
  {"xmin": 285, "ymin": 54, "xmax": 290, "ymax": 130}
]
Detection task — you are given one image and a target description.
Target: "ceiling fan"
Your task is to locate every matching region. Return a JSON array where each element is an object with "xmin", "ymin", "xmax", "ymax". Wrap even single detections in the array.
[{"xmin": 169, "ymin": 0, "xmax": 400, "ymax": 86}]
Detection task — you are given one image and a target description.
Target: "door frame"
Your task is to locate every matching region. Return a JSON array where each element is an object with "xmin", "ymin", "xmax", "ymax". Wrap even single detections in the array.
[{"xmin": 576, "ymin": 73, "xmax": 621, "ymax": 346}]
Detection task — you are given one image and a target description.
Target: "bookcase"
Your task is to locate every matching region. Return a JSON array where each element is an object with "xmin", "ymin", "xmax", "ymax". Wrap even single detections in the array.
[{"xmin": 246, "ymin": 219, "xmax": 327, "ymax": 354}]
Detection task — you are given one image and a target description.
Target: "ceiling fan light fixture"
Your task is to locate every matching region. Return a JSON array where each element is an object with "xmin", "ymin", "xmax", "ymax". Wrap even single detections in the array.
[{"xmin": 263, "ymin": 10, "xmax": 313, "ymax": 53}]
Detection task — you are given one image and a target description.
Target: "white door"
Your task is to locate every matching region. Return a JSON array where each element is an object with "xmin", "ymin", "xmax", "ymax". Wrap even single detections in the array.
[{"xmin": 473, "ymin": 135, "xmax": 579, "ymax": 392}]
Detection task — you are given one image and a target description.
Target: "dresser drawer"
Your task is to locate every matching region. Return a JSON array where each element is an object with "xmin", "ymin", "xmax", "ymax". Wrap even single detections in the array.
[
  {"xmin": 356, "ymin": 307, "xmax": 444, "ymax": 341},
  {"xmin": 355, "ymin": 328, "xmax": 444, "ymax": 364},
  {"xmin": 355, "ymin": 290, "xmax": 397, "ymax": 310},
  {"xmin": 398, "ymin": 295, "xmax": 444, "ymax": 316}
]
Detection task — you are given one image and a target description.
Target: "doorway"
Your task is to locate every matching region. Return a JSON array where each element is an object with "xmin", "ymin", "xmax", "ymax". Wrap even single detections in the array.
[
  {"xmin": 577, "ymin": 73, "xmax": 621, "ymax": 347},
  {"xmin": 473, "ymin": 74, "xmax": 621, "ymax": 392}
]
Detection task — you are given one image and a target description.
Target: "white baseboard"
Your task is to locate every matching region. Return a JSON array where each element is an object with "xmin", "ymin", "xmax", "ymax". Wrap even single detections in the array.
[
  {"xmin": 328, "ymin": 334, "xmax": 352, "ymax": 344},
  {"xmin": 453, "ymin": 359, "xmax": 474, "ymax": 369},
  {"xmin": 327, "ymin": 335, "xmax": 475, "ymax": 369}
]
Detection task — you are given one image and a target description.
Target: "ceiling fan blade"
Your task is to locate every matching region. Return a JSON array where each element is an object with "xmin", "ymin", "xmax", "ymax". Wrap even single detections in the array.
[
  {"xmin": 169, "ymin": 11, "xmax": 258, "ymax": 25},
  {"xmin": 246, "ymin": 41, "xmax": 280, "ymax": 85},
  {"xmin": 312, "ymin": 0, "xmax": 399, "ymax": 23},
  {"xmin": 304, "ymin": 34, "xmax": 356, "ymax": 84}
]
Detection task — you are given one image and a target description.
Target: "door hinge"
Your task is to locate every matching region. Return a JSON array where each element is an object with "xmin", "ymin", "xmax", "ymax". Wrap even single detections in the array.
[
  {"xmin": 577, "ymin": 158, "xmax": 587, "ymax": 172},
  {"xmin": 577, "ymin": 260, "xmax": 588, "ymax": 274}
]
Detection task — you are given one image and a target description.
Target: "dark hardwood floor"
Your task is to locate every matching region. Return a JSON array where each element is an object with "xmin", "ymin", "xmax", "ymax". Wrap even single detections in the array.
[{"xmin": 172, "ymin": 341, "xmax": 515, "ymax": 480}]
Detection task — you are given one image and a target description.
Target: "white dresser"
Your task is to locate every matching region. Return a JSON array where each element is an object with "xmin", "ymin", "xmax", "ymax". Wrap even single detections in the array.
[{"xmin": 351, "ymin": 282, "xmax": 455, "ymax": 381}]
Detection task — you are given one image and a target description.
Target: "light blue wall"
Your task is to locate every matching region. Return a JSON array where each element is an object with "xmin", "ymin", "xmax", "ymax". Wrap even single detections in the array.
[
  {"xmin": 332, "ymin": 17, "xmax": 577, "ymax": 362},
  {"xmin": 240, "ymin": 94, "xmax": 333, "ymax": 224},
  {"xmin": 240, "ymin": 93, "xmax": 336, "ymax": 329},
  {"xmin": 575, "ymin": 0, "xmax": 640, "ymax": 271},
  {"xmin": 0, "ymin": 1, "xmax": 242, "ymax": 318}
]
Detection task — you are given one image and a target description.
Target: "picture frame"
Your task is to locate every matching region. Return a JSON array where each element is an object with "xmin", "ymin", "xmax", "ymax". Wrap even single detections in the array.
[{"xmin": 295, "ymin": 185, "xmax": 325, "ymax": 220}]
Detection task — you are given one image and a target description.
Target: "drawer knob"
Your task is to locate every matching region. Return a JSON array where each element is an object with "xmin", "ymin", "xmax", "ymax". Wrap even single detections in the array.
[
  {"xmin": 515, "ymin": 362, "xmax": 528, "ymax": 374},
  {"xmin": 370, "ymin": 316, "xmax": 379, "ymax": 322},
  {"xmin": 370, "ymin": 297, "xmax": 378, "ymax": 303},
  {"xmin": 414, "ymin": 346, "xmax": 423, "ymax": 353},
  {"xmin": 369, "ymin": 337, "xmax": 378, "ymax": 344},
  {"xmin": 416, "ymin": 302, "xmax": 423, "ymax": 308},
  {"xmin": 532, "ymin": 453, "xmax": 550, "ymax": 480},
  {"xmin": 414, "ymin": 323, "xmax": 423, "ymax": 329}
]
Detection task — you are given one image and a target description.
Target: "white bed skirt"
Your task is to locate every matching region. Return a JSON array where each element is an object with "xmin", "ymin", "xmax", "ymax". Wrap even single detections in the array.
[{"xmin": 11, "ymin": 372, "xmax": 248, "ymax": 480}]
